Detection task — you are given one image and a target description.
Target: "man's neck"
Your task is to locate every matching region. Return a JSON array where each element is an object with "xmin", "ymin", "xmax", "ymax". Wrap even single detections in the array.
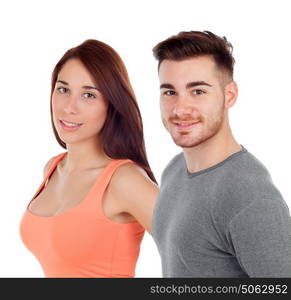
[{"xmin": 183, "ymin": 129, "xmax": 241, "ymax": 174}]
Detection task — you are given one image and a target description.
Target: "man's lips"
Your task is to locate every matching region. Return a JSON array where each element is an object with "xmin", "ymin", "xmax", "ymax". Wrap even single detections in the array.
[{"xmin": 172, "ymin": 120, "xmax": 201, "ymax": 130}]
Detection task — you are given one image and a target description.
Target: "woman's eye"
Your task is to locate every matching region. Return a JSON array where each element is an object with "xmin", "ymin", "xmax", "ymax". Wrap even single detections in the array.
[
  {"xmin": 57, "ymin": 87, "xmax": 68, "ymax": 93},
  {"xmin": 193, "ymin": 89, "xmax": 205, "ymax": 95},
  {"xmin": 163, "ymin": 90, "xmax": 176, "ymax": 96},
  {"xmin": 83, "ymin": 92, "xmax": 96, "ymax": 99}
]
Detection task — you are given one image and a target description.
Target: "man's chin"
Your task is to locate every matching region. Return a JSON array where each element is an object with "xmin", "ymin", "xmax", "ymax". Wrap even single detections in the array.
[{"xmin": 172, "ymin": 137, "xmax": 202, "ymax": 148}]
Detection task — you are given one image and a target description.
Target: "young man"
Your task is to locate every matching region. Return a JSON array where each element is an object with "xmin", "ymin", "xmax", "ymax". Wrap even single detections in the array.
[{"xmin": 152, "ymin": 31, "xmax": 291, "ymax": 277}]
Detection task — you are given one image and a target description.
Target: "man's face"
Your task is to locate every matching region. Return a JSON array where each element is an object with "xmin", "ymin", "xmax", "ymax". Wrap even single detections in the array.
[{"xmin": 159, "ymin": 56, "xmax": 230, "ymax": 148}]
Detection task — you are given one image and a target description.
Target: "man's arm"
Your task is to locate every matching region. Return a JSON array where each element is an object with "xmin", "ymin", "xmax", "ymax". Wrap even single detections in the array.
[{"xmin": 228, "ymin": 197, "xmax": 291, "ymax": 277}]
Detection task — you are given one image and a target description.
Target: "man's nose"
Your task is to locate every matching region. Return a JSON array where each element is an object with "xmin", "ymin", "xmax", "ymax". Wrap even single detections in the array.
[{"xmin": 173, "ymin": 94, "xmax": 194, "ymax": 118}]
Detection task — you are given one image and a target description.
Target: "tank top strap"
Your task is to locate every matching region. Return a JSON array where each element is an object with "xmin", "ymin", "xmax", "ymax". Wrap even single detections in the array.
[
  {"xmin": 44, "ymin": 152, "xmax": 67, "ymax": 179},
  {"xmin": 92, "ymin": 158, "xmax": 135, "ymax": 219},
  {"xmin": 102, "ymin": 158, "xmax": 134, "ymax": 187},
  {"xmin": 31, "ymin": 152, "xmax": 67, "ymax": 201}
]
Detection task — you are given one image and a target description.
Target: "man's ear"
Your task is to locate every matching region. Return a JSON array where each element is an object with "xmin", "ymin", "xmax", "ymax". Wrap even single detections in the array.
[{"xmin": 224, "ymin": 81, "xmax": 238, "ymax": 109}]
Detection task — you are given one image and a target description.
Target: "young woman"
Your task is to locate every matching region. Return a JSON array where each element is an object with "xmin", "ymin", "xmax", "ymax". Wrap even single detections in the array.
[{"xmin": 20, "ymin": 39, "xmax": 159, "ymax": 278}]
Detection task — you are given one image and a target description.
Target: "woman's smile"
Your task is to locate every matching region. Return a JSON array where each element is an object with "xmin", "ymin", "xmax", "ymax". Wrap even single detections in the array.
[{"xmin": 59, "ymin": 119, "xmax": 83, "ymax": 132}]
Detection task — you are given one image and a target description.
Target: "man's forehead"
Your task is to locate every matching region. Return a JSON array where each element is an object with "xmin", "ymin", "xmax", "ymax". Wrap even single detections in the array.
[
  {"xmin": 159, "ymin": 57, "xmax": 217, "ymax": 85},
  {"xmin": 159, "ymin": 56, "xmax": 216, "ymax": 70},
  {"xmin": 158, "ymin": 56, "xmax": 229, "ymax": 87}
]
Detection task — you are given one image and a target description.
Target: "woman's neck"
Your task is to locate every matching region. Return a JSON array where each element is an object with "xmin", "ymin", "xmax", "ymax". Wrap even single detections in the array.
[{"xmin": 60, "ymin": 139, "xmax": 111, "ymax": 173}]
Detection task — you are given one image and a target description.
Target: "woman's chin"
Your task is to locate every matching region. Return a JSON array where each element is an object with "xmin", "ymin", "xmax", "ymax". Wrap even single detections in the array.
[{"xmin": 58, "ymin": 135, "xmax": 84, "ymax": 145}]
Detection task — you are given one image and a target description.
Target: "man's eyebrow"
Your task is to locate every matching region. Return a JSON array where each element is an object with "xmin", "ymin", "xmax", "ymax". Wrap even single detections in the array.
[
  {"xmin": 160, "ymin": 83, "xmax": 175, "ymax": 89},
  {"xmin": 160, "ymin": 81, "xmax": 212, "ymax": 90},
  {"xmin": 186, "ymin": 81, "xmax": 212, "ymax": 89},
  {"xmin": 56, "ymin": 80, "xmax": 99, "ymax": 90}
]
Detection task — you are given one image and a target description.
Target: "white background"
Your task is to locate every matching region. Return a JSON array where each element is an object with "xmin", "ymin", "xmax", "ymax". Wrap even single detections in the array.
[{"xmin": 0, "ymin": 0, "xmax": 290, "ymax": 277}]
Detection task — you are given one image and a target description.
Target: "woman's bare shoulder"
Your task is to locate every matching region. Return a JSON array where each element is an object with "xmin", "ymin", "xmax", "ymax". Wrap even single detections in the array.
[
  {"xmin": 109, "ymin": 161, "xmax": 159, "ymax": 207},
  {"xmin": 112, "ymin": 161, "xmax": 157, "ymax": 187},
  {"xmin": 43, "ymin": 156, "xmax": 57, "ymax": 178}
]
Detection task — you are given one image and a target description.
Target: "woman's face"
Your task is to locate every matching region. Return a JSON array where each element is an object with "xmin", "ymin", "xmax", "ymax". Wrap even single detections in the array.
[{"xmin": 52, "ymin": 58, "xmax": 108, "ymax": 146}]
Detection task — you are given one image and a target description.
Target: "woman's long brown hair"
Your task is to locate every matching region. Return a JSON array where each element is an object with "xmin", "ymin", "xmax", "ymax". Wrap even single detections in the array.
[{"xmin": 50, "ymin": 39, "xmax": 157, "ymax": 184}]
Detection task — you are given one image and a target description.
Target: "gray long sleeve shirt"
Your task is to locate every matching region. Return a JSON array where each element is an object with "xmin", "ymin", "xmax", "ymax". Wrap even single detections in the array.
[{"xmin": 152, "ymin": 147, "xmax": 291, "ymax": 277}]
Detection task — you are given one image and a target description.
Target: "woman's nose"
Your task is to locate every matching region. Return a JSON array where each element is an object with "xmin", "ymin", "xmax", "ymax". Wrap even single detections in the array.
[{"xmin": 63, "ymin": 96, "xmax": 78, "ymax": 114}]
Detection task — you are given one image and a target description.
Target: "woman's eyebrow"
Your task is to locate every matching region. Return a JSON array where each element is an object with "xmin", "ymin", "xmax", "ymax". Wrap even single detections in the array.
[
  {"xmin": 82, "ymin": 85, "xmax": 99, "ymax": 91},
  {"xmin": 56, "ymin": 80, "xmax": 99, "ymax": 91},
  {"xmin": 56, "ymin": 80, "xmax": 68, "ymax": 85}
]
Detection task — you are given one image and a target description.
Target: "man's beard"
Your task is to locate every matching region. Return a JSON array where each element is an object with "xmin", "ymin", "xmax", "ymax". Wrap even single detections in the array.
[{"xmin": 165, "ymin": 108, "xmax": 225, "ymax": 149}]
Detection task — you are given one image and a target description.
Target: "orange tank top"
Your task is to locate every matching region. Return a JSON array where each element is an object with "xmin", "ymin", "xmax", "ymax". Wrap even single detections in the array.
[{"xmin": 19, "ymin": 152, "xmax": 145, "ymax": 277}]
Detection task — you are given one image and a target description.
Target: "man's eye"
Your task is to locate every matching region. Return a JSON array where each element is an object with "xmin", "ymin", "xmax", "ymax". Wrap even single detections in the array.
[
  {"xmin": 83, "ymin": 92, "xmax": 96, "ymax": 99},
  {"xmin": 163, "ymin": 90, "xmax": 176, "ymax": 96},
  {"xmin": 57, "ymin": 87, "xmax": 68, "ymax": 93},
  {"xmin": 193, "ymin": 89, "xmax": 205, "ymax": 95}
]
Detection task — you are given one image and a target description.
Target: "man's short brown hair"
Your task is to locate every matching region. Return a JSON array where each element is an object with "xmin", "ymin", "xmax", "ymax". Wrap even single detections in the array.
[{"xmin": 153, "ymin": 30, "xmax": 235, "ymax": 80}]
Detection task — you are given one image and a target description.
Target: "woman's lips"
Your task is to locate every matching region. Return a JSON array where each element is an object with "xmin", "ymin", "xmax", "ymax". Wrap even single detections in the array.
[{"xmin": 59, "ymin": 119, "xmax": 83, "ymax": 131}]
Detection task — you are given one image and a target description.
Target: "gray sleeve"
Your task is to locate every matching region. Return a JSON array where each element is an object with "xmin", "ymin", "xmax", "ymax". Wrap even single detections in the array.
[{"xmin": 228, "ymin": 197, "xmax": 291, "ymax": 277}]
